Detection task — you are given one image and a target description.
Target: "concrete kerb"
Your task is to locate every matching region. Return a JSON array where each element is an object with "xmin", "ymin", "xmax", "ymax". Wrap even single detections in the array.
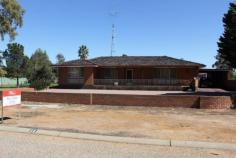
[
  {"xmin": 0, "ymin": 125, "xmax": 236, "ymax": 151},
  {"xmin": 171, "ymin": 140, "xmax": 236, "ymax": 151},
  {"xmin": 60, "ymin": 131, "xmax": 170, "ymax": 146}
]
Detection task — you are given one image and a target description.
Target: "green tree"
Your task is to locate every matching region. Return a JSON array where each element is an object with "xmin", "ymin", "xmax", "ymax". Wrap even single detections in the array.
[
  {"xmin": 212, "ymin": 54, "xmax": 231, "ymax": 69},
  {"xmin": 3, "ymin": 43, "xmax": 29, "ymax": 87},
  {"xmin": 0, "ymin": 50, "xmax": 5, "ymax": 67},
  {"xmin": 78, "ymin": 45, "xmax": 89, "ymax": 60},
  {"xmin": 56, "ymin": 53, "xmax": 65, "ymax": 64},
  {"xmin": 0, "ymin": 0, "xmax": 24, "ymax": 41},
  {"xmin": 0, "ymin": 51, "xmax": 7, "ymax": 86},
  {"xmin": 28, "ymin": 49, "xmax": 55, "ymax": 90},
  {"xmin": 214, "ymin": 3, "xmax": 236, "ymax": 69}
]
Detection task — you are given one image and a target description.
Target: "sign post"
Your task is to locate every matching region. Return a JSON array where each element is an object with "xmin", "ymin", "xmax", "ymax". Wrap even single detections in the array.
[
  {"xmin": 1, "ymin": 103, "xmax": 3, "ymax": 124},
  {"xmin": 1, "ymin": 89, "xmax": 21, "ymax": 124}
]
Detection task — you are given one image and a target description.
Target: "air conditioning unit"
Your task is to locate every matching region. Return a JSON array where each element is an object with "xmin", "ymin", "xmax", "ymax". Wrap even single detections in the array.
[{"xmin": 114, "ymin": 82, "xmax": 119, "ymax": 86}]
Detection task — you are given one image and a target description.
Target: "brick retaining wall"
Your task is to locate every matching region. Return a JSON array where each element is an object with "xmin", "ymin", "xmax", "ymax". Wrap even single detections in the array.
[
  {"xmin": 22, "ymin": 92, "xmax": 91, "ymax": 105},
  {"xmin": 200, "ymin": 96, "xmax": 233, "ymax": 109},
  {"xmin": 92, "ymin": 94, "xmax": 200, "ymax": 108},
  {"xmin": 0, "ymin": 91, "xmax": 233, "ymax": 109}
]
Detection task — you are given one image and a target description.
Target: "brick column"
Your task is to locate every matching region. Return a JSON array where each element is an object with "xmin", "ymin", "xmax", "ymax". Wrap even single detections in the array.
[
  {"xmin": 58, "ymin": 67, "xmax": 68, "ymax": 86},
  {"xmin": 84, "ymin": 67, "xmax": 94, "ymax": 86}
]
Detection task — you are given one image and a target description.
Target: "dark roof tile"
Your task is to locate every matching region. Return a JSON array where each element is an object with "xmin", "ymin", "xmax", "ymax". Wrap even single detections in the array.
[
  {"xmin": 90, "ymin": 56, "xmax": 205, "ymax": 67},
  {"xmin": 54, "ymin": 56, "xmax": 205, "ymax": 67},
  {"xmin": 54, "ymin": 59, "xmax": 97, "ymax": 67}
]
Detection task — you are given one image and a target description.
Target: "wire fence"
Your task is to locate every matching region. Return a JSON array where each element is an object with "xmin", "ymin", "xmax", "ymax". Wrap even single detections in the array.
[{"xmin": 0, "ymin": 77, "xmax": 29, "ymax": 88}]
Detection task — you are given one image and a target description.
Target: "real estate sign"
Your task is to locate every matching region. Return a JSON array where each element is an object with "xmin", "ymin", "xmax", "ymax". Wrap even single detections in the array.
[{"xmin": 2, "ymin": 89, "xmax": 21, "ymax": 107}]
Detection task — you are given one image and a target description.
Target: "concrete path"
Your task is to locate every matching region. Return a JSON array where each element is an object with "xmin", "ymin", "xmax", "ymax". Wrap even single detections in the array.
[
  {"xmin": 0, "ymin": 125, "xmax": 235, "ymax": 151},
  {"xmin": 42, "ymin": 88, "xmax": 187, "ymax": 95},
  {"xmin": 41, "ymin": 88, "xmax": 231, "ymax": 96}
]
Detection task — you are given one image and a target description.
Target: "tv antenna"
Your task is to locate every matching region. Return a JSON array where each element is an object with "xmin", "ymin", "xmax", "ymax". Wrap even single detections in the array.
[{"xmin": 109, "ymin": 11, "xmax": 118, "ymax": 56}]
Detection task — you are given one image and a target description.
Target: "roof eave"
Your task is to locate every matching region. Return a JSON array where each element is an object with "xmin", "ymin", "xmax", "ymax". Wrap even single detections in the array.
[
  {"xmin": 52, "ymin": 65, "xmax": 98, "ymax": 68},
  {"xmin": 95, "ymin": 64, "xmax": 205, "ymax": 68}
]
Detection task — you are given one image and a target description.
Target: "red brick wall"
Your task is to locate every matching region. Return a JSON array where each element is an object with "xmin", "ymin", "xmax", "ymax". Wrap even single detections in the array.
[
  {"xmin": 22, "ymin": 92, "xmax": 91, "ymax": 104},
  {"xmin": 58, "ymin": 67, "xmax": 68, "ymax": 85},
  {"xmin": 200, "ymin": 96, "xmax": 233, "ymax": 109},
  {"xmin": 176, "ymin": 67, "xmax": 199, "ymax": 80},
  {"xmin": 58, "ymin": 66, "xmax": 199, "ymax": 87},
  {"xmin": 84, "ymin": 67, "xmax": 94, "ymax": 86},
  {"xmin": 0, "ymin": 91, "xmax": 233, "ymax": 109},
  {"xmin": 93, "ymin": 94, "xmax": 200, "ymax": 108},
  {"xmin": 58, "ymin": 66, "xmax": 200, "ymax": 87}
]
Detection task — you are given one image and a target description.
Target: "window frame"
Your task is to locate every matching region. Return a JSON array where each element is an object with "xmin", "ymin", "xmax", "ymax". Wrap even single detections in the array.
[
  {"xmin": 103, "ymin": 68, "xmax": 118, "ymax": 79},
  {"xmin": 155, "ymin": 68, "xmax": 177, "ymax": 80},
  {"xmin": 68, "ymin": 67, "xmax": 84, "ymax": 79}
]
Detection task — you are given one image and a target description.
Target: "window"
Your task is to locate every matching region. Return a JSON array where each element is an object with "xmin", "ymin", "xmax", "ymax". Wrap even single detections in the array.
[
  {"xmin": 170, "ymin": 69, "xmax": 177, "ymax": 79},
  {"xmin": 155, "ymin": 68, "xmax": 176, "ymax": 79},
  {"xmin": 160, "ymin": 68, "xmax": 170, "ymax": 79},
  {"xmin": 126, "ymin": 69, "xmax": 133, "ymax": 79},
  {"xmin": 104, "ymin": 68, "xmax": 118, "ymax": 79},
  {"xmin": 198, "ymin": 73, "xmax": 207, "ymax": 79},
  {"xmin": 68, "ymin": 67, "xmax": 84, "ymax": 79}
]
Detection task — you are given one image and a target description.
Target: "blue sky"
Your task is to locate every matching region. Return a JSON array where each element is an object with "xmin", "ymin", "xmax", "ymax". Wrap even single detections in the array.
[{"xmin": 0, "ymin": 0, "xmax": 233, "ymax": 67}]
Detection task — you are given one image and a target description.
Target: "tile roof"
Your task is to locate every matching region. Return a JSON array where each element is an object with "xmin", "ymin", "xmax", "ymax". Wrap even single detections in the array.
[
  {"xmin": 54, "ymin": 56, "xmax": 205, "ymax": 67},
  {"xmin": 54, "ymin": 59, "xmax": 97, "ymax": 67}
]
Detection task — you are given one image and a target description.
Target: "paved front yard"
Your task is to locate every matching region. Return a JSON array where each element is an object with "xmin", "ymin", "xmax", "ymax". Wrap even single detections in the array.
[{"xmin": 3, "ymin": 103, "xmax": 236, "ymax": 143}]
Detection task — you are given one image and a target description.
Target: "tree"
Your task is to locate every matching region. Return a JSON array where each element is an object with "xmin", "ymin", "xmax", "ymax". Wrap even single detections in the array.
[
  {"xmin": 0, "ymin": 51, "xmax": 6, "ymax": 86},
  {"xmin": 0, "ymin": 0, "xmax": 24, "ymax": 41},
  {"xmin": 56, "ymin": 53, "xmax": 65, "ymax": 64},
  {"xmin": 212, "ymin": 54, "xmax": 231, "ymax": 69},
  {"xmin": 0, "ymin": 50, "xmax": 5, "ymax": 67},
  {"xmin": 28, "ymin": 49, "xmax": 55, "ymax": 90},
  {"xmin": 214, "ymin": 3, "xmax": 236, "ymax": 69},
  {"xmin": 78, "ymin": 45, "xmax": 89, "ymax": 60},
  {"xmin": 3, "ymin": 43, "xmax": 29, "ymax": 87}
]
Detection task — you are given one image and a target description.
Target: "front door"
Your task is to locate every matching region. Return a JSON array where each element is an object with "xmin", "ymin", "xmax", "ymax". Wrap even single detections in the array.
[{"xmin": 126, "ymin": 69, "xmax": 133, "ymax": 80}]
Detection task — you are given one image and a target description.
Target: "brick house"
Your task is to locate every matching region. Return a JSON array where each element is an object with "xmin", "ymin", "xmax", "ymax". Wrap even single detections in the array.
[{"xmin": 54, "ymin": 56, "xmax": 205, "ymax": 89}]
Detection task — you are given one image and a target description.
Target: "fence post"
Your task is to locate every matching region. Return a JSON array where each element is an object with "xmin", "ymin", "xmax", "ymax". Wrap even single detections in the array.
[{"xmin": 90, "ymin": 93, "xmax": 93, "ymax": 105}]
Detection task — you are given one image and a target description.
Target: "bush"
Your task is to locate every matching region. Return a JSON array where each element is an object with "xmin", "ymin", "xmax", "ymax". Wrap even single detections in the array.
[
  {"xmin": 28, "ymin": 49, "xmax": 55, "ymax": 90},
  {"xmin": 30, "ymin": 66, "xmax": 53, "ymax": 90}
]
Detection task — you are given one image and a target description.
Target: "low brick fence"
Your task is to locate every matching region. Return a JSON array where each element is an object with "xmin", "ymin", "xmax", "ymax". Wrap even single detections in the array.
[
  {"xmin": 22, "ymin": 92, "xmax": 91, "ymax": 105},
  {"xmin": 0, "ymin": 91, "xmax": 234, "ymax": 109},
  {"xmin": 200, "ymin": 96, "xmax": 233, "ymax": 109},
  {"xmin": 92, "ymin": 94, "xmax": 200, "ymax": 108}
]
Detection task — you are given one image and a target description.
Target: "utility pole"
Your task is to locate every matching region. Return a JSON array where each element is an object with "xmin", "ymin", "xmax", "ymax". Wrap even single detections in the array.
[
  {"xmin": 109, "ymin": 11, "xmax": 118, "ymax": 56},
  {"xmin": 110, "ymin": 23, "xmax": 115, "ymax": 56}
]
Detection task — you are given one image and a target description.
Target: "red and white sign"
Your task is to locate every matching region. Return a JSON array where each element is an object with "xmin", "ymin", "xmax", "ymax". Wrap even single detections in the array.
[{"xmin": 2, "ymin": 89, "xmax": 21, "ymax": 107}]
